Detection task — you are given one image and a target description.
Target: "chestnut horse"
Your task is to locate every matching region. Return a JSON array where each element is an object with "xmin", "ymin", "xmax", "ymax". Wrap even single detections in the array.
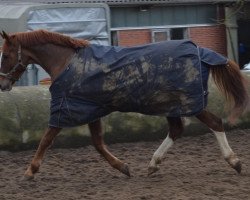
[{"xmin": 0, "ymin": 30, "xmax": 248, "ymax": 180}]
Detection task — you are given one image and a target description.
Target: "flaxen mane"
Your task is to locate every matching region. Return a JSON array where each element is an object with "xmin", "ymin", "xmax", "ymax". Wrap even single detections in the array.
[{"xmin": 11, "ymin": 29, "xmax": 89, "ymax": 49}]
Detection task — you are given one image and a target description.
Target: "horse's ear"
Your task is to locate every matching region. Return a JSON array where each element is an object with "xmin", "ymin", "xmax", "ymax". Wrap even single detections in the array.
[{"xmin": 0, "ymin": 31, "xmax": 10, "ymax": 43}]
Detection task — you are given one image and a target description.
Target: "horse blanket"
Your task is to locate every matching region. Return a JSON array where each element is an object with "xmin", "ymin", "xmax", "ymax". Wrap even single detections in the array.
[{"xmin": 49, "ymin": 40, "xmax": 227, "ymax": 128}]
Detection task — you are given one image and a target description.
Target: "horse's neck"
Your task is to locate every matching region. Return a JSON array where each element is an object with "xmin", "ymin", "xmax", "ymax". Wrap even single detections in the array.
[{"xmin": 28, "ymin": 44, "xmax": 75, "ymax": 81}]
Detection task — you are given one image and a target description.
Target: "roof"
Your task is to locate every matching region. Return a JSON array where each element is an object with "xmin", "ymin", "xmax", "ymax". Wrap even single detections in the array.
[
  {"xmin": 0, "ymin": 0, "xmax": 243, "ymax": 6},
  {"xmin": 0, "ymin": 3, "xmax": 43, "ymax": 18}
]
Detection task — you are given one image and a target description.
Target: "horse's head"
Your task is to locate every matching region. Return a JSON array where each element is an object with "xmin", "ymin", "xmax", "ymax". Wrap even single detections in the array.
[{"xmin": 0, "ymin": 31, "xmax": 27, "ymax": 91}]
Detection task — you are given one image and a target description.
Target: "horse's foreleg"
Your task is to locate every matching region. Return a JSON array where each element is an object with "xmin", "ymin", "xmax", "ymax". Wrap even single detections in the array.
[
  {"xmin": 23, "ymin": 127, "xmax": 61, "ymax": 180},
  {"xmin": 88, "ymin": 119, "xmax": 130, "ymax": 177},
  {"xmin": 148, "ymin": 117, "xmax": 183, "ymax": 175},
  {"xmin": 196, "ymin": 110, "xmax": 241, "ymax": 173}
]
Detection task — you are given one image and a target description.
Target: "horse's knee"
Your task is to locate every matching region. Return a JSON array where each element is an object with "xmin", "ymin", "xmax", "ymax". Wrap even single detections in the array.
[
  {"xmin": 167, "ymin": 117, "xmax": 184, "ymax": 141},
  {"xmin": 169, "ymin": 126, "xmax": 183, "ymax": 140},
  {"xmin": 209, "ymin": 118, "xmax": 223, "ymax": 132},
  {"xmin": 88, "ymin": 120, "xmax": 106, "ymax": 151}
]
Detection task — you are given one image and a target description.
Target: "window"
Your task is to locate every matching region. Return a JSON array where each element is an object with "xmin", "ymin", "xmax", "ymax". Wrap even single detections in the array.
[{"xmin": 152, "ymin": 28, "xmax": 188, "ymax": 42}]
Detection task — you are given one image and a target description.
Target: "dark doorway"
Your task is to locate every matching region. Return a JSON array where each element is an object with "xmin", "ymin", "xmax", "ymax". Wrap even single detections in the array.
[{"xmin": 238, "ymin": 20, "xmax": 250, "ymax": 68}]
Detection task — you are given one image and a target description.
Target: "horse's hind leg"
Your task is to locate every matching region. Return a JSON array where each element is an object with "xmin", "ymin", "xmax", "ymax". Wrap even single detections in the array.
[
  {"xmin": 148, "ymin": 117, "xmax": 184, "ymax": 175},
  {"xmin": 88, "ymin": 119, "xmax": 130, "ymax": 177},
  {"xmin": 23, "ymin": 127, "xmax": 61, "ymax": 180},
  {"xmin": 196, "ymin": 110, "xmax": 241, "ymax": 173}
]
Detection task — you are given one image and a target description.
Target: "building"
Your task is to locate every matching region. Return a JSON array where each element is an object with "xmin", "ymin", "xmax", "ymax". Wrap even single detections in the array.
[{"xmin": 1, "ymin": 0, "xmax": 249, "ymax": 70}]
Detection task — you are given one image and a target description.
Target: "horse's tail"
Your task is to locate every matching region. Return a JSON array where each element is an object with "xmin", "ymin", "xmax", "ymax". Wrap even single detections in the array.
[{"xmin": 210, "ymin": 60, "xmax": 249, "ymax": 124}]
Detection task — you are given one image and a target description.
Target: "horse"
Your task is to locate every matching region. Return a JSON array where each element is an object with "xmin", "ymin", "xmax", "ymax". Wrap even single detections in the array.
[{"xmin": 0, "ymin": 30, "xmax": 248, "ymax": 180}]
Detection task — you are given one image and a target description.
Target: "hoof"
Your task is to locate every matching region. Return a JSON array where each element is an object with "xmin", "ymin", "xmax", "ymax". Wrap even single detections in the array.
[
  {"xmin": 148, "ymin": 165, "xmax": 159, "ymax": 176},
  {"xmin": 233, "ymin": 160, "xmax": 242, "ymax": 174},
  {"xmin": 23, "ymin": 167, "xmax": 35, "ymax": 181},
  {"xmin": 120, "ymin": 163, "xmax": 131, "ymax": 177},
  {"xmin": 22, "ymin": 174, "xmax": 35, "ymax": 181},
  {"xmin": 225, "ymin": 154, "xmax": 242, "ymax": 174}
]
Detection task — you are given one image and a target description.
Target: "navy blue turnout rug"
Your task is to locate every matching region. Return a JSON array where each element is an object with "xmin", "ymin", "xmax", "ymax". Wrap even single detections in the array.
[{"xmin": 49, "ymin": 40, "xmax": 227, "ymax": 128}]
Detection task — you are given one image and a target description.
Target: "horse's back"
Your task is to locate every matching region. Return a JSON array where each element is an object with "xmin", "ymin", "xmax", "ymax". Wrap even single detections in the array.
[{"xmin": 49, "ymin": 40, "xmax": 228, "ymax": 127}]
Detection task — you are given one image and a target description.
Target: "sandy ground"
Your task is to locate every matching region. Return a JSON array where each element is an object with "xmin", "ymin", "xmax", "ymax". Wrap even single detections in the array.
[{"xmin": 0, "ymin": 129, "xmax": 250, "ymax": 200}]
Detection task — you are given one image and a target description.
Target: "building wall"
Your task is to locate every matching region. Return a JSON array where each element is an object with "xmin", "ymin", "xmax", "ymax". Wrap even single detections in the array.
[
  {"xmin": 189, "ymin": 25, "xmax": 227, "ymax": 56},
  {"xmin": 115, "ymin": 25, "xmax": 227, "ymax": 56},
  {"xmin": 111, "ymin": 5, "xmax": 217, "ymax": 28},
  {"xmin": 117, "ymin": 29, "xmax": 151, "ymax": 46}
]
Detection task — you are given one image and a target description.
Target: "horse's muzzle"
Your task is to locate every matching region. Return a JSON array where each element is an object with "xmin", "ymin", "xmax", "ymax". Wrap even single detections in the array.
[{"xmin": 0, "ymin": 78, "xmax": 12, "ymax": 91}]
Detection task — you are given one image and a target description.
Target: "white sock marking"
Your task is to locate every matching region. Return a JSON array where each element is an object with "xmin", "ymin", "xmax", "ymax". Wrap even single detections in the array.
[
  {"xmin": 212, "ymin": 130, "xmax": 233, "ymax": 158},
  {"xmin": 149, "ymin": 134, "xmax": 174, "ymax": 167}
]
